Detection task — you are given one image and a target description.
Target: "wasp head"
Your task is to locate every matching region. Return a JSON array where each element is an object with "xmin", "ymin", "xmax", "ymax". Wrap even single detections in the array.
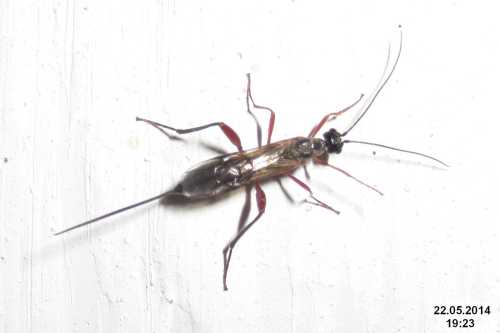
[{"xmin": 323, "ymin": 128, "xmax": 344, "ymax": 154}]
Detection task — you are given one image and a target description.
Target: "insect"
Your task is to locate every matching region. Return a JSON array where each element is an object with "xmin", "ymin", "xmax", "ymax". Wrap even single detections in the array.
[{"xmin": 55, "ymin": 30, "xmax": 447, "ymax": 290}]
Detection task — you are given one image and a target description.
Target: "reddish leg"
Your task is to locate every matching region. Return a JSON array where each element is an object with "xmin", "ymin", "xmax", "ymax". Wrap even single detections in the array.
[
  {"xmin": 287, "ymin": 175, "xmax": 340, "ymax": 214},
  {"xmin": 308, "ymin": 94, "xmax": 364, "ymax": 138},
  {"xmin": 276, "ymin": 166, "xmax": 310, "ymax": 204},
  {"xmin": 314, "ymin": 159, "xmax": 383, "ymax": 196},
  {"xmin": 136, "ymin": 117, "xmax": 243, "ymax": 152},
  {"xmin": 246, "ymin": 74, "xmax": 276, "ymax": 145},
  {"xmin": 222, "ymin": 182, "xmax": 267, "ymax": 291}
]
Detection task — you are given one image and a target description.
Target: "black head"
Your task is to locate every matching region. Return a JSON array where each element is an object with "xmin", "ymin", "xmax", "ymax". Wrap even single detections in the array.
[{"xmin": 323, "ymin": 128, "xmax": 344, "ymax": 154}]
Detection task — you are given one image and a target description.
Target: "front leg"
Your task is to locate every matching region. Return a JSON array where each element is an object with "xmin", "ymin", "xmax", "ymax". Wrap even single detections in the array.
[{"xmin": 308, "ymin": 94, "xmax": 363, "ymax": 138}]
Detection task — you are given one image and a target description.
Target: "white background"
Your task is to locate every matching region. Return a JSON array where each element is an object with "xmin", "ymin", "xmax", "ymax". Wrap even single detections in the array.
[{"xmin": 1, "ymin": 0, "xmax": 500, "ymax": 332}]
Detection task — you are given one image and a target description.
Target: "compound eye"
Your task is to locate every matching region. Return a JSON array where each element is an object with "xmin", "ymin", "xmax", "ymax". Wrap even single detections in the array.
[{"xmin": 323, "ymin": 130, "xmax": 333, "ymax": 142}]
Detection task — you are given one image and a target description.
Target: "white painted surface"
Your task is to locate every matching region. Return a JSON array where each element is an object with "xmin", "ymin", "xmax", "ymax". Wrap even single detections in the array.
[{"xmin": 1, "ymin": 1, "xmax": 500, "ymax": 332}]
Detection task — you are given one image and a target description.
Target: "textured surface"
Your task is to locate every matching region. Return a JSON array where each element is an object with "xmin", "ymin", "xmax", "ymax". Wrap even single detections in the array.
[{"xmin": 1, "ymin": 1, "xmax": 500, "ymax": 332}]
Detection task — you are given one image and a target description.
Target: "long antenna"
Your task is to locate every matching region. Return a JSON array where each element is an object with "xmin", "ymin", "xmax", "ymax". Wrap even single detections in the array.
[
  {"xmin": 343, "ymin": 139, "xmax": 449, "ymax": 167},
  {"xmin": 342, "ymin": 27, "xmax": 403, "ymax": 137},
  {"xmin": 54, "ymin": 192, "xmax": 169, "ymax": 236}
]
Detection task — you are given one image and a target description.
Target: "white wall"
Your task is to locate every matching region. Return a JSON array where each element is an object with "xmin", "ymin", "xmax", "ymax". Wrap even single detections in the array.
[{"xmin": 1, "ymin": 1, "xmax": 500, "ymax": 332}]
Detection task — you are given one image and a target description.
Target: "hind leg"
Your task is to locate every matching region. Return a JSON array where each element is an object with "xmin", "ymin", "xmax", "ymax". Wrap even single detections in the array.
[{"xmin": 222, "ymin": 182, "xmax": 267, "ymax": 291}]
